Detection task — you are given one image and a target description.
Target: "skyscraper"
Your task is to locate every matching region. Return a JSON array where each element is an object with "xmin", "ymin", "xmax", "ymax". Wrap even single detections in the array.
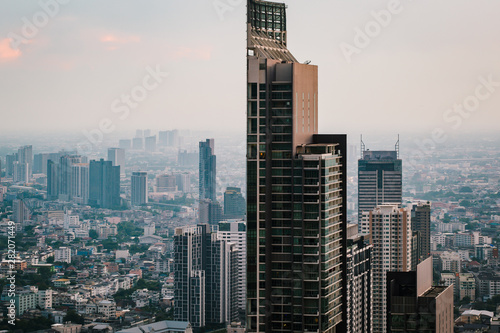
[
  {"xmin": 5, "ymin": 153, "xmax": 17, "ymax": 177},
  {"xmin": 199, "ymin": 139, "xmax": 216, "ymax": 202},
  {"xmin": 199, "ymin": 199, "xmax": 223, "ymax": 225},
  {"xmin": 131, "ymin": 171, "xmax": 148, "ymax": 206},
  {"xmin": 224, "ymin": 187, "xmax": 246, "ymax": 219},
  {"xmin": 70, "ymin": 163, "xmax": 89, "ymax": 205},
  {"xmin": 411, "ymin": 201, "xmax": 431, "ymax": 265},
  {"xmin": 345, "ymin": 224, "xmax": 372, "ymax": 333},
  {"xmin": 358, "ymin": 138, "xmax": 402, "ymax": 225},
  {"xmin": 218, "ymin": 220, "xmax": 247, "ymax": 322},
  {"xmin": 360, "ymin": 204, "xmax": 412, "ymax": 333},
  {"xmin": 89, "ymin": 159, "xmax": 120, "ymax": 209},
  {"xmin": 246, "ymin": 1, "xmax": 347, "ymax": 332},
  {"xmin": 174, "ymin": 224, "xmax": 238, "ymax": 328},
  {"xmin": 108, "ymin": 148, "xmax": 125, "ymax": 173},
  {"xmin": 58, "ymin": 155, "xmax": 82, "ymax": 201},
  {"xmin": 47, "ymin": 160, "xmax": 59, "ymax": 200}
]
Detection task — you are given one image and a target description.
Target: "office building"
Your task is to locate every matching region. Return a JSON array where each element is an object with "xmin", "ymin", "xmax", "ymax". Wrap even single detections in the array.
[
  {"xmin": 345, "ymin": 224, "xmax": 372, "ymax": 333},
  {"xmin": 199, "ymin": 199, "xmax": 223, "ymax": 225},
  {"xmin": 387, "ymin": 257, "xmax": 454, "ymax": 333},
  {"xmin": 136, "ymin": 129, "xmax": 144, "ymax": 138},
  {"xmin": 411, "ymin": 202, "xmax": 431, "ymax": 265},
  {"xmin": 246, "ymin": 1, "xmax": 347, "ymax": 331},
  {"xmin": 119, "ymin": 139, "xmax": 132, "ymax": 150},
  {"xmin": 156, "ymin": 174, "xmax": 177, "ymax": 192},
  {"xmin": 145, "ymin": 135, "xmax": 157, "ymax": 152},
  {"xmin": 199, "ymin": 139, "xmax": 216, "ymax": 201},
  {"xmin": 176, "ymin": 173, "xmax": 191, "ymax": 193},
  {"xmin": 358, "ymin": 139, "xmax": 402, "ymax": 225},
  {"xmin": 108, "ymin": 148, "xmax": 125, "ymax": 173},
  {"xmin": 174, "ymin": 224, "xmax": 238, "ymax": 328},
  {"xmin": 132, "ymin": 137, "xmax": 143, "ymax": 150},
  {"xmin": 160, "ymin": 129, "xmax": 180, "ymax": 147},
  {"xmin": 13, "ymin": 161, "xmax": 29, "ymax": 183},
  {"xmin": 360, "ymin": 204, "xmax": 412, "ymax": 333},
  {"xmin": 218, "ymin": 220, "xmax": 247, "ymax": 322},
  {"xmin": 89, "ymin": 159, "xmax": 121, "ymax": 209},
  {"xmin": 47, "ymin": 160, "xmax": 59, "ymax": 200},
  {"xmin": 178, "ymin": 150, "xmax": 198, "ymax": 167},
  {"xmin": 131, "ymin": 172, "xmax": 148, "ymax": 206},
  {"xmin": 33, "ymin": 153, "xmax": 50, "ymax": 174},
  {"xmin": 224, "ymin": 187, "xmax": 246, "ymax": 219}
]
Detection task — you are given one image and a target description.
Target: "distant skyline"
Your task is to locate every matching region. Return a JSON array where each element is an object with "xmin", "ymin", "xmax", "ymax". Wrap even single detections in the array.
[{"xmin": 1, "ymin": 0, "xmax": 500, "ymax": 137}]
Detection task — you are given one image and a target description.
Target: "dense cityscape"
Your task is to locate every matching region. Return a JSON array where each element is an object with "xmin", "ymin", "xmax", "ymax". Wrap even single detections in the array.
[{"xmin": 1, "ymin": 1, "xmax": 500, "ymax": 333}]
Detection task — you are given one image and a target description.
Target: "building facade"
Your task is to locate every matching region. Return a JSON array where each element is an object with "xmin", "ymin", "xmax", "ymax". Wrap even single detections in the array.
[
  {"xmin": 358, "ymin": 144, "xmax": 402, "ymax": 226},
  {"xmin": 131, "ymin": 171, "xmax": 148, "ymax": 206},
  {"xmin": 360, "ymin": 204, "xmax": 412, "ymax": 333},
  {"xmin": 199, "ymin": 139, "xmax": 216, "ymax": 202},
  {"xmin": 89, "ymin": 159, "xmax": 120, "ymax": 209},
  {"xmin": 224, "ymin": 187, "xmax": 246, "ymax": 219},
  {"xmin": 246, "ymin": 1, "xmax": 348, "ymax": 332}
]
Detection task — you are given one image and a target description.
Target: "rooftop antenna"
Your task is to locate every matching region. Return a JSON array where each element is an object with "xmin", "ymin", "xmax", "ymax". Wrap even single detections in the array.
[
  {"xmin": 395, "ymin": 134, "xmax": 400, "ymax": 158},
  {"xmin": 360, "ymin": 135, "xmax": 365, "ymax": 159}
]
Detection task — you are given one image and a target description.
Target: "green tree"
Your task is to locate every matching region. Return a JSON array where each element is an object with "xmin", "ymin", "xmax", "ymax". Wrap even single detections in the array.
[{"xmin": 64, "ymin": 310, "xmax": 85, "ymax": 324}]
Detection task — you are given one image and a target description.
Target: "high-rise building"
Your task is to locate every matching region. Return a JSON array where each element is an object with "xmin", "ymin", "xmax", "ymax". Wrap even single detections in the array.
[
  {"xmin": 345, "ymin": 224, "xmax": 372, "ymax": 333},
  {"xmin": 178, "ymin": 150, "xmax": 198, "ymax": 167},
  {"xmin": 17, "ymin": 145, "xmax": 33, "ymax": 181},
  {"xmin": 13, "ymin": 161, "xmax": 29, "ymax": 184},
  {"xmin": 387, "ymin": 257, "xmax": 454, "ymax": 333},
  {"xmin": 411, "ymin": 202, "xmax": 431, "ymax": 265},
  {"xmin": 360, "ymin": 204, "xmax": 412, "ymax": 333},
  {"xmin": 358, "ymin": 139, "xmax": 402, "ymax": 225},
  {"xmin": 155, "ymin": 174, "xmax": 177, "ymax": 192},
  {"xmin": 119, "ymin": 139, "xmax": 132, "ymax": 150},
  {"xmin": 174, "ymin": 224, "xmax": 238, "ymax": 328},
  {"xmin": 199, "ymin": 199, "xmax": 223, "ymax": 225},
  {"xmin": 47, "ymin": 160, "xmax": 59, "ymax": 200},
  {"xmin": 145, "ymin": 135, "xmax": 157, "ymax": 152},
  {"xmin": 5, "ymin": 153, "xmax": 17, "ymax": 177},
  {"xmin": 33, "ymin": 153, "xmax": 51, "ymax": 174},
  {"xmin": 89, "ymin": 159, "xmax": 121, "ymax": 209},
  {"xmin": 176, "ymin": 173, "xmax": 191, "ymax": 193},
  {"xmin": 135, "ymin": 129, "xmax": 144, "ymax": 138},
  {"xmin": 131, "ymin": 172, "xmax": 148, "ymax": 206},
  {"xmin": 199, "ymin": 139, "xmax": 216, "ymax": 202},
  {"xmin": 71, "ymin": 163, "xmax": 89, "ymax": 205},
  {"xmin": 132, "ymin": 137, "xmax": 143, "ymax": 150},
  {"xmin": 224, "ymin": 187, "xmax": 246, "ymax": 219},
  {"xmin": 13, "ymin": 199, "xmax": 30, "ymax": 224},
  {"xmin": 246, "ymin": 1, "xmax": 347, "ymax": 332},
  {"xmin": 108, "ymin": 148, "xmax": 125, "ymax": 173},
  {"xmin": 58, "ymin": 155, "xmax": 82, "ymax": 201},
  {"xmin": 218, "ymin": 220, "xmax": 247, "ymax": 322}
]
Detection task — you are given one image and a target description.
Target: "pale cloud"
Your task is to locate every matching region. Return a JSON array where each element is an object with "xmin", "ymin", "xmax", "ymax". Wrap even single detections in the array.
[
  {"xmin": 0, "ymin": 38, "xmax": 22, "ymax": 61},
  {"xmin": 170, "ymin": 45, "xmax": 212, "ymax": 61},
  {"xmin": 100, "ymin": 33, "xmax": 140, "ymax": 44}
]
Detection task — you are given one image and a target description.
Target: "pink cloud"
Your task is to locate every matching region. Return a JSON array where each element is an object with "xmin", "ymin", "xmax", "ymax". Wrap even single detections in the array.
[{"xmin": 0, "ymin": 38, "xmax": 22, "ymax": 62}]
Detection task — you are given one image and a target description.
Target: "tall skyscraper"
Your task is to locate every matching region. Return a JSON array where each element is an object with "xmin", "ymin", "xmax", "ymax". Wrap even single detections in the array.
[
  {"xmin": 358, "ymin": 138, "xmax": 402, "ymax": 225},
  {"xmin": 13, "ymin": 199, "xmax": 30, "ymax": 224},
  {"xmin": 246, "ymin": 1, "xmax": 347, "ymax": 332},
  {"xmin": 47, "ymin": 160, "xmax": 59, "ymax": 200},
  {"xmin": 218, "ymin": 220, "xmax": 247, "ymax": 322},
  {"xmin": 58, "ymin": 155, "xmax": 82, "ymax": 201},
  {"xmin": 108, "ymin": 148, "xmax": 125, "ymax": 173},
  {"xmin": 387, "ymin": 257, "xmax": 454, "ymax": 333},
  {"xmin": 345, "ymin": 224, "xmax": 372, "ymax": 333},
  {"xmin": 411, "ymin": 201, "xmax": 431, "ymax": 266},
  {"xmin": 89, "ymin": 159, "xmax": 120, "ymax": 209},
  {"xmin": 199, "ymin": 139, "xmax": 216, "ymax": 202},
  {"xmin": 131, "ymin": 171, "xmax": 148, "ymax": 206},
  {"xmin": 132, "ymin": 137, "xmax": 143, "ymax": 150},
  {"xmin": 174, "ymin": 224, "xmax": 238, "ymax": 328},
  {"xmin": 360, "ymin": 204, "xmax": 412, "ymax": 333},
  {"xmin": 224, "ymin": 187, "xmax": 246, "ymax": 219}
]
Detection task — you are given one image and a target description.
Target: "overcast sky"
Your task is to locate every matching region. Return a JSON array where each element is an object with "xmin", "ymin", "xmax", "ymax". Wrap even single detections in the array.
[{"xmin": 1, "ymin": 0, "xmax": 499, "ymax": 139}]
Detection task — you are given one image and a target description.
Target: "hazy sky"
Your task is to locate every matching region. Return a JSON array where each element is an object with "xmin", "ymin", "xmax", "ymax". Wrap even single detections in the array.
[{"xmin": 1, "ymin": 0, "xmax": 499, "ymax": 139}]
